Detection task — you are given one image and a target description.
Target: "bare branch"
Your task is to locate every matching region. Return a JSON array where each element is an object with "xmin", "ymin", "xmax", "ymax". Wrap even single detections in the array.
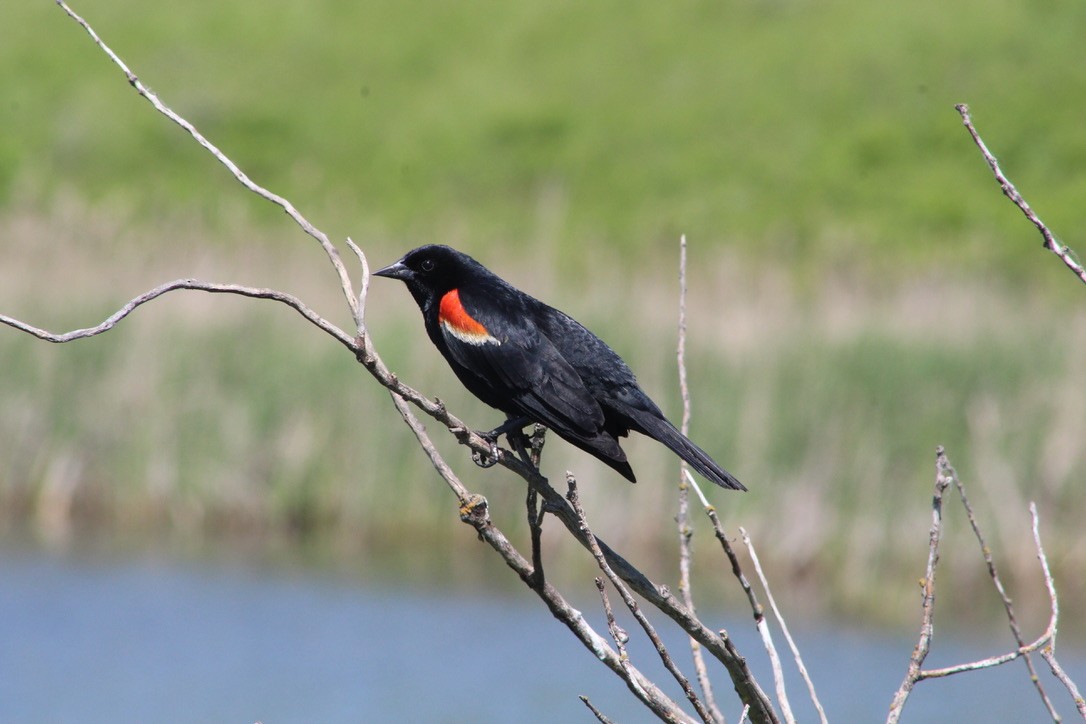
[
  {"xmin": 1029, "ymin": 502, "xmax": 1059, "ymax": 648},
  {"xmin": 674, "ymin": 237, "xmax": 810, "ymax": 723},
  {"xmin": 594, "ymin": 577, "xmax": 640, "ymax": 696},
  {"xmin": 913, "ymin": 502, "xmax": 1057, "ymax": 681},
  {"xmin": 388, "ymin": 392, "xmax": 473, "ymax": 506},
  {"xmin": 733, "ymin": 531, "xmax": 793, "ymax": 724},
  {"xmin": 955, "ymin": 103, "xmax": 1086, "ymax": 286},
  {"xmin": 388, "ymin": 394, "xmax": 698, "ymax": 722},
  {"xmin": 344, "ymin": 236, "xmax": 370, "ymax": 335},
  {"xmin": 569, "ymin": 476, "xmax": 713, "ymax": 724},
  {"xmin": 1042, "ymin": 651, "xmax": 1086, "ymax": 719},
  {"xmin": 1028, "ymin": 503, "xmax": 1085, "ymax": 718},
  {"xmin": 656, "ymin": 465, "xmax": 779, "ymax": 722},
  {"xmin": 740, "ymin": 528, "xmax": 826, "ymax": 724},
  {"xmin": 500, "ymin": 464, "xmax": 778, "ymax": 721},
  {"xmin": 887, "ymin": 446, "xmax": 953, "ymax": 723},
  {"xmin": 675, "ymin": 235, "xmax": 724, "ymax": 724},
  {"xmin": 888, "ymin": 449, "xmax": 1083, "ymax": 722},
  {"xmin": 947, "ymin": 461, "xmax": 1059, "ymax": 717},
  {"xmin": 0, "ymin": 279, "xmax": 356, "ymax": 351},
  {"xmin": 54, "ymin": 0, "xmax": 364, "ymax": 325},
  {"xmin": 579, "ymin": 696, "xmax": 617, "ymax": 724}
]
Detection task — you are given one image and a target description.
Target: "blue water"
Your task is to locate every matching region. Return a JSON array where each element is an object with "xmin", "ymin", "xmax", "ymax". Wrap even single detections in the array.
[{"xmin": 1, "ymin": 547, "xmax": 1082, "ymax": 722}]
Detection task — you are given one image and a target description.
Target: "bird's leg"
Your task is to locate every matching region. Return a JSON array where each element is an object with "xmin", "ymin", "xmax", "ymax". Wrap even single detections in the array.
[{"xmin": 483, "ymin": 415, "xmax": 531, "ymax": 441}]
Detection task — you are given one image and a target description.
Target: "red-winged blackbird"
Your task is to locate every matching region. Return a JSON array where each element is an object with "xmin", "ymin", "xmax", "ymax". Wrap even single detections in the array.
[{"xmin": 375, "ymin": 245, "xmax": 745, "ymax": 491}]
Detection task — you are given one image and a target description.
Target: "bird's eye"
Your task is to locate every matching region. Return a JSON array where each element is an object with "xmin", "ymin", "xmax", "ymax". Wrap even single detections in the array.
[{"xmin": 419, "ymin": 258, "xmax": 436, "ymax": 272}]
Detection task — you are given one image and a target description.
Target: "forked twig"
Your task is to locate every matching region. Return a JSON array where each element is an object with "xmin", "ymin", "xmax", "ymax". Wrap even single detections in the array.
[
  {"xmin": 887, "ymin": 447, "xmax": 952, "ymax": 723},
  {"xmin": 568, "ymin": 476, "xmax": 713, "ymax": 724},
  {"xmin": 888, "ymin": 448, "xmax": 1080, "ymax": 722},
  {"xmin": 594, "ymin": 577, "xmax": 638, "ymax": 693},
  {"xmin": 680, "ymin": 467, "xmax": 794, "ymax": 722},
  {"xmin": 946, "ymin": 461, "xmax": 1059, "ymax": 718},
  {"xmin": 913, "ymin": 502, "xmax": 1058, "ymax": 680},
  {"xmin": 344, "ymin": 237, "xmax": 371, "ymax": 329}
]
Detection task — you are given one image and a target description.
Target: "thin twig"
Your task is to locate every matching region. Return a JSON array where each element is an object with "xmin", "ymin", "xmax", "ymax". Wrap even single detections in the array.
[
  {"xmin": 54, "ymin": 0, "xmax": 364, "ymax": 324},
  {"xmin": 579, "ymin": 696, "xmax": 617, "ymax": 724},
  {"xmin": 675, "ymin": 235, "xmax": 724, "ymax": 724},
  {"xmin": 1042, "ymin": 651, "xmax": 1086, "ymax": 719},
  {"xmin": 734, "ymin": 532, "xmax": 793, "ymax": 724},
  {"xmin": 674, "ymin": 465, "xmax": 782, "ymax": 723},
  {"xmin": 887, "ymin": 446, "xmax": 953, "ymax": 723},
  {"xmin": 568, "ymin": 475, "xmax": 714, "ymax": 724},
  {"xmin": 344, "ymin": 236, "xmax": 370, "ymax": 335},
  {"xmin": 947, "ymin": 461, "xmax": 1059, "ymax": 718},
  {"xmin": 1028, "ymin": 502, "xmax": 1084, "ymax": 719},
  {"xmin": 0, "ymin": 279, "xmax": 356, "ymax": 351},
  {"xmin": 955, "ymin": 103, "xmax": 1086, "ymax": 286},
  {"xmin": 740, "ymin": 528, "xmax": 825, "ymax": 724},
  {"xmin": 684, "ymin": 471, "xmax": 756, "ymax": 612},
  {"xmin": 595, "ymin": 577, "xmax": 639, "ymax": 693},
  {"xmin": 687, "ymin": 469, "xmax": 764, "ymax": 636}
]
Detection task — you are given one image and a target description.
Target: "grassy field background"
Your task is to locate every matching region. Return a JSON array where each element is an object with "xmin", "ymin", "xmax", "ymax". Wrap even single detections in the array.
[{"xmin": 1, "ymin": 0, "xmax": 1084, "ymax": 633}]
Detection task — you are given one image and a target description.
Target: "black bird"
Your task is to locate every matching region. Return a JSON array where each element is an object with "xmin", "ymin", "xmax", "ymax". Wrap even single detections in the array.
[{"xmin": 375, "ymin": 245, "xmax": 745, "ymax": 491}]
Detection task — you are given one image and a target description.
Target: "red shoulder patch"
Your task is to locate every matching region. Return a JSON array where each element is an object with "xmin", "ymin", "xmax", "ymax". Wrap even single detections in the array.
[{"xmin": 438, "ymin": 289, "xmax": 491, "ymax": 338}]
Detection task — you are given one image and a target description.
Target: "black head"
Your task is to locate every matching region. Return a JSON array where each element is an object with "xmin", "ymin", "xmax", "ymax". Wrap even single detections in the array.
[{"xmin": 373, "ymin": 244, "xmax": 488, "ymax": 309}]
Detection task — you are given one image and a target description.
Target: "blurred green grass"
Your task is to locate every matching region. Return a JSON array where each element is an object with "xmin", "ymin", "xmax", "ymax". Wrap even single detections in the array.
[
  {"xmin": 2, "ymin": 0, "xmax": 1085, "ymax": 632},
  {"xmin": 3, "ymin": 0, "xmax": 1086, "ymax": 277}
]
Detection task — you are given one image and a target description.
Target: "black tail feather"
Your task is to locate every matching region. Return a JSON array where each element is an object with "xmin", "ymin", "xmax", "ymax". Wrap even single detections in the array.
[{"xmin": 631, "ymin": 414, "xmax": 745, "ymax": 491}]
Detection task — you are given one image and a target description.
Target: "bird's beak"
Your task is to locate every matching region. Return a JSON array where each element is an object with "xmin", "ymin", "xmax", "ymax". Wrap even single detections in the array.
[{"xmin": 373, "ymin": 259, "xmax": 411, "ymax": 280}]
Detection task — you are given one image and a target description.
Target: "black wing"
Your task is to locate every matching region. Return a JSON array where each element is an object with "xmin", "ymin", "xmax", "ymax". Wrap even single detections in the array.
[{"xmin": 441, "ymin": 287, "xmax": 606, "ymax": 443}]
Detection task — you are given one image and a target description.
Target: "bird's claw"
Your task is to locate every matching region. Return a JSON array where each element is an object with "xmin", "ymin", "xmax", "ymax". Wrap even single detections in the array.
[{"xmin": 472, "ymin": 439, "xmax": 501, "ymax": 468}]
